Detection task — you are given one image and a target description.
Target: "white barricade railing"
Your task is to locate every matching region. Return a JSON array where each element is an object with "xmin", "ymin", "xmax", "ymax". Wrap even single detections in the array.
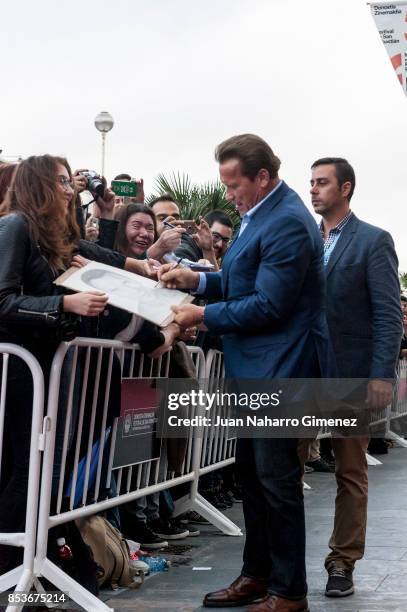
[
  {"xmin": 29, "ymin": 338, "xmax": 240, "ymax": 612},
  {"xmin": 199, "ymin": 349, "xmax": 236, "ymax": 474},
  {"xmin": 0, "ymin": 344, "xmax": 45, "ymax": 609},
  {"xmin": 172, "ymin": 348, "xmax": 242, "ymax": 537}
]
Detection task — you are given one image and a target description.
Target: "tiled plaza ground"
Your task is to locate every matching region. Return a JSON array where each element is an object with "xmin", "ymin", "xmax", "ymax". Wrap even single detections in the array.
[{"xmin": 102, "ymin": 447, "xmax": 407, "ymax": 611}]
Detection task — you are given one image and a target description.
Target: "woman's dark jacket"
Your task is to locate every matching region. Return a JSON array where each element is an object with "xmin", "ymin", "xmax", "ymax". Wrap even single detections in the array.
[{"xmin": 0, "ymin": 213, "xmax": 125, "ymax": 348}]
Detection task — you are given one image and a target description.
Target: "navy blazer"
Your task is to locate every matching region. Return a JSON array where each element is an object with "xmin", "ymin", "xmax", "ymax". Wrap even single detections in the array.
[
  {"xmin": 202, "ymin": 182, "xmax": 331, "ymax": 378},
  {"xmin": 324, "ymin": 214, "xmax": 402, "ymax": 379}
]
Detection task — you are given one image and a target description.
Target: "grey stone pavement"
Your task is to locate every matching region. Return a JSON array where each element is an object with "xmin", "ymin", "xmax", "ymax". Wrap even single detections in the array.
[{"xmin": 101, "ymin": 447, "xmax": 407, "ymax": 612}]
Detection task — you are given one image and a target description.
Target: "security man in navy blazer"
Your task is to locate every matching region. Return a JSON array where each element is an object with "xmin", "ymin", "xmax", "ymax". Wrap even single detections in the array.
[
  {"xmin": 159, "ymin": 134, "xmax": 331, "ymax": 612},
  {"xmin": 309, "ymin": 157, "xmax": 402, "ymax": 598}
]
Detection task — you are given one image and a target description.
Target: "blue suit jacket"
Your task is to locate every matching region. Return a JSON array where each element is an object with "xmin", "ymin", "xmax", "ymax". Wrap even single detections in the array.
[
  {"xmin": 324, "ymin": 214, "xmax": 402, "ymax": 379},
  {"xmin": 202, "ymin": 182, "xmax": 331, "ymax": 378}
]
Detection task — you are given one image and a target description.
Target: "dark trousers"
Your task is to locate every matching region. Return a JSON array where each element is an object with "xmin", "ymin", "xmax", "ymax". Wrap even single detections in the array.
[{"xmin": 236, "ymin": 437, "xmax": 307, "ymax": 600}]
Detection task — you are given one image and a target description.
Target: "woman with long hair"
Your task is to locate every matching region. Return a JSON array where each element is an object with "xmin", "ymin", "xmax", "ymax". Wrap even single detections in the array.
[{"xmin": 0, "ymin": 155, "xmax": 109, "ymax": 572}]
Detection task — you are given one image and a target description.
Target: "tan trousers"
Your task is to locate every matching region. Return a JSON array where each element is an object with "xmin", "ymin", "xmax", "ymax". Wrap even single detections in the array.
[
  {"xmin": 297, "ymin": 436, "xmax": 369, "ymax": 571},
  {"xmin": 325, "ymin": 436, "xmax": 369, "ymax": 570}
]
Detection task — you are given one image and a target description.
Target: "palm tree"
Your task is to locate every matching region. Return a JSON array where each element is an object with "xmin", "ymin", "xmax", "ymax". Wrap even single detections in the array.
[{"xmin": 146, "ymin": 172, "xmax": 240, "ymax": 229}]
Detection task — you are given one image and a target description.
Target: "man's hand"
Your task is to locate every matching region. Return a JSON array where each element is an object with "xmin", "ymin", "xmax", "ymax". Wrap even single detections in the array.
[
  {"xmin": 157, "ymin": 263, "xmax": 200, "ymax": 290},
  {"xmin": 192, "ymin": 217, "xmax": 214, "ymax": 252},
  {"xmin": 191, "ymin": 216, "xmax": 219, "ymax": 270},
  {"xmin": 72, "ymin": 169, "xmax": 89, "ymax": 193},
  {"xmin": 94, "ymin": 187, "xmax": 116, "ymax": 219},
  {"xmin": 147, "ymin": 227, "xmax": 185, "ymax": 260},
  {"xmin": 366, "ymin": 379, "xmax": 393, "ymax": 409},
  {"xmin": 172, "ymin": 304, "xmax": 206, "ymax": 329}
]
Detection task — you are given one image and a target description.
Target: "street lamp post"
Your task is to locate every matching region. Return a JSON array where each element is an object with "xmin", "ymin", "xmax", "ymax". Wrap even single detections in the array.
[{"xmin": 94, "ymin": 111, "xmax": 114, "ymax": 177}]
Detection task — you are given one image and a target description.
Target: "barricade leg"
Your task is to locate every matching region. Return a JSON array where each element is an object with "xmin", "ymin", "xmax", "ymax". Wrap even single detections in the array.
[
  {"xmin": 174, "ymin": 492, "xmax": 242, "ymax": 536},
  {"xmin": 0, "ymin": 566, "xmax": 25, "ymax": 594},
  {"xmin": 34, "ymin": 342, "xmax": 115, "ymax": 612},
  {"xmin": 174, "ymin": 348, "xmax": 243, "ymax": 536},
  {"xmin": 37, "ymin": 559, "xmax": 114, "ymax": 612},
  {"xmin": 366, "ymin": 452, "xmax": 383, "ymax": 465},
  {"xmin": 0, "ymin": 345, "xmax": 45, "ymax": 605},
  {"xmin": 386, "ymin": 430, "xmax": 407, "ymax": 448}
]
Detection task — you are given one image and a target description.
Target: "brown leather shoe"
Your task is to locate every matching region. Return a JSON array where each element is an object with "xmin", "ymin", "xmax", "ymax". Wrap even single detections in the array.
[
  {"xmin": 248, "ymin": 594, "xmax": 309, "ymax": 612},
  {"xmin": 203, "ymin": 575, "xmax": 268, "ymax": 607}
]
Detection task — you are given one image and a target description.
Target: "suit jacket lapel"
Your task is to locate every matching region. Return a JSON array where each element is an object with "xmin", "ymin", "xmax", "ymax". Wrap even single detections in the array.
[
  {"xmin": 221, "ymin": 182, "xmax": 289, "ymax": 295},
  {"xmin": 325, "ymin": 214, "xmax": 359, "ymax": 278}
]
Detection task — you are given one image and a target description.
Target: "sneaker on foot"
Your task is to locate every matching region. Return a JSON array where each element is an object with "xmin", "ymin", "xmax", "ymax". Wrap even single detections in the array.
[
  {"xmin": 148, "ymin": 518, "xmax": 189, "ymax": 540},
  {"xmin": 172, "ymin": 517, "xmax": 200, "ymax": 536},
  {"xmin": 304, "ymin": 464, "xmax": 314, "ymax": 474},
  {"xmin": 325, "ymin": 564, "xmax": 354, "ymax": 597},
  {"xmin": 221, "ymin": 490, "xmax": 235, "ymax": 505},
  {"xmin": 306, "ymin": 457, "xmax": 335, "ymax": 473},
  {"xmin": 321, "ymin": 453, "xmax": 335, "ymax": 467},
  {"xmin": 217, "ymin": 492, "xmax": 233, "ymax": 508},
  {"xmin": 179, "ymin": 511, "xmax": 209, "ymax": 525},
  {"xmin": 182, "ymin": 522, "xmax": 200, "ymax": 536},
  {"xmin": 228, "ymin": 487, "xmax": 243, "ymax": 502},
  {"xmin": 126, "ymin": 523, "xmax": 168, "ymax": 550},
  {"xmin": 203, "ymin": 492, "xmax": 228, "ymax": 510}
]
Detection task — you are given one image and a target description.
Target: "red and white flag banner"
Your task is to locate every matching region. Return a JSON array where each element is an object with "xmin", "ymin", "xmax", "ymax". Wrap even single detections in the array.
[{"xmin": 370, "ymin": 2, "xmax": 407, "ymax": 95}]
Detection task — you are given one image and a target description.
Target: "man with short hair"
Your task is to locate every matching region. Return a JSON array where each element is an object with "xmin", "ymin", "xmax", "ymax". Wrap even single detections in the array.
[
  {"xmin": 148, "ymin": 194, "xmax": 219, "ymax": 267},
  {"xmin": 310, "ymin": 157, "xmax": 402, "ymax": 597},
  {"xmin": 158, "ymin": 133, "xmax": 332, "ymax": 612},
  {"xmin": 204, "ymin": 209, "xmax": 234, "ymax": 262}
]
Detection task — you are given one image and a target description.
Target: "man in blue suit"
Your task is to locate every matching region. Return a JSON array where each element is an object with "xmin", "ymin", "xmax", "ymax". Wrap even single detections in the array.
[
  {"xmin": 159, "ymin": 134, "xmax": 329, "ymax": 611},
  {"xmin": 309, "ymin": 157, "xmax": 402, "ymax": 598}
]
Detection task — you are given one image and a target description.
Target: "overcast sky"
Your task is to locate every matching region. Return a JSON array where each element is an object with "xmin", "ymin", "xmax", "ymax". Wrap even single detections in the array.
[{"xmin": 1, "ymin": 0, "xmax": 407, "ymax": 270}]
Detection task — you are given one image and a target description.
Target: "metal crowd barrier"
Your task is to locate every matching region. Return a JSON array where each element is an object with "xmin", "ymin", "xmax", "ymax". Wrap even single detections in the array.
[
  {"xmin": 30, "ymin": 338, "xmax": 239, "ymax": 612},
  {"xmin": 1, "ymin": 339, "xmax": 405, "ymax": 611},
  {"xmin": 173, "ymin": 348, "xmax": 242, "ymax": 537},
  {"xmin": 0, "ymin": 345, "xmax": 45, "ymax": 611}
]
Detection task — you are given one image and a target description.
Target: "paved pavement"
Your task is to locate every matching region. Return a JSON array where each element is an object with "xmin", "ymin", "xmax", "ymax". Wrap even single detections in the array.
[{"xmin": 103, "ymin": 447, "xmax": 407, "ymax": 612}]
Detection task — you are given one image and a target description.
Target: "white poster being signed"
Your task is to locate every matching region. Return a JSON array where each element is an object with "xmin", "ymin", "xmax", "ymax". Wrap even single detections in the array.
[{"xmin": 55, "ymin": 261, "xmax": 193, "ymax": 327}]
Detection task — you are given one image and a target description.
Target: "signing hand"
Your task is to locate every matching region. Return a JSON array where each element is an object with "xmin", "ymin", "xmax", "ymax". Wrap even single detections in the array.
[
  {"xmin": 157, "ymin": 263, "xmax": 200, "ymax": 290},
  {"xmin": 366, "ymin": 379, "xmax": 393, "ymax": 410}
]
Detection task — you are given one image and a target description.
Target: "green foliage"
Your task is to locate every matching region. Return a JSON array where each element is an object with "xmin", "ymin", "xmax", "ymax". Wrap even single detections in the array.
[
  {"xmin": 400, "ymin": 272, "xmax": 407, "ymax": 292},
  {"xmin": 146, "ymin": 172, "xmax": 239, "ymax": 229}
]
